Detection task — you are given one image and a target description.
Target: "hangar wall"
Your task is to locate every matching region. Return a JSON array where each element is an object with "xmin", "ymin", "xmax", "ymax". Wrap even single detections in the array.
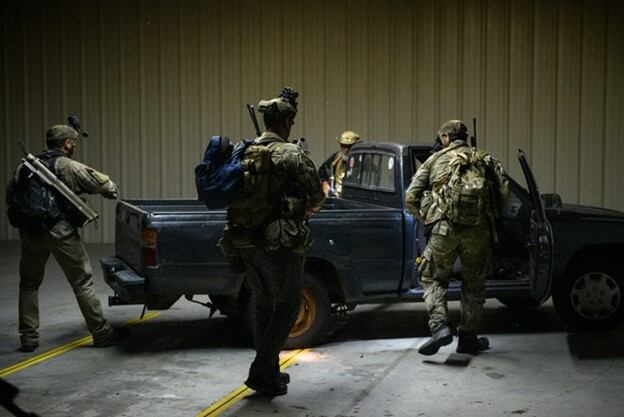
[{"xmin": 1, "ymin": 0, "xmax": 623, "ymax": 243}]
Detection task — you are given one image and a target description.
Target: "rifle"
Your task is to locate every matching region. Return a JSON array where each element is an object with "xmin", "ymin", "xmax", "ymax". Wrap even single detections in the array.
[
  {"xmin": 17, "ymin": 140, "xmax": 99, "ymax": 227},
  {"xmin": 0, "ymin": 378, "xmax": 40, "ymax": 417},
  {"xmin": 246, "ymin": 104, "xmax": 261, "ymax": 137},
  {"xmin": 470, "ymin": 118, "xmax": 477, "ymax": 148}
]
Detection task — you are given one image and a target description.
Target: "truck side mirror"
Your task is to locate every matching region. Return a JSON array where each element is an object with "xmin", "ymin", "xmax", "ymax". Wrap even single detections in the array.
[{"xmin": 541, "ymin": 193, "xmax": 562, "ymax": 209}]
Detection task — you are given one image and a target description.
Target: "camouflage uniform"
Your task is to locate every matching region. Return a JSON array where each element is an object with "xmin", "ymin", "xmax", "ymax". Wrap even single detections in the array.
[
  {"xmin": 223, "ymin": 97, "xmax": 324, "ymax": 392},
  {"xmin": 12, "ymin": 125, "xmax": 119, "ymax": 350},
  {"xmin": 405, "ymin": 138, "xmax": 508, "ymax": 335},
  {"xmin": 318, "ymin": 131, "xmax": 360, "ymax": 197}
]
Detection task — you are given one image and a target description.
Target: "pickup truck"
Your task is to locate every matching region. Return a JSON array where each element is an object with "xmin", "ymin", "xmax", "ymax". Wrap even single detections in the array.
[{"xmin": 100, "ymin": 142, "xmax": 624, "ymax": 348}]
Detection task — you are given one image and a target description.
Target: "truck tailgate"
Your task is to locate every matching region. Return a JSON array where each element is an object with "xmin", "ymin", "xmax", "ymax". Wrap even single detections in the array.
[{"xmin": 115, "ymin": 201, "xmax": 144, "ymax": 272}]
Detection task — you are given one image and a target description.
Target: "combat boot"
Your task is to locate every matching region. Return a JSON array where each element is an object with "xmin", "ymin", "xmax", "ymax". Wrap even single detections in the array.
[
  {"xmin": 418, "ymin": 325, "xmax": 453, "ymax": 356},
  {"xmin": 280, "ymin": 372, "xmax": 290, "ymax": 384},
  {"xmin": 19, "ymin": 342, "xmax": 39, "ymax": 353},
  {"xmin": 93, "ymin": 327, "xmax": 129, "ymax": 347},
  {"xmin": 456, "ymin": 329, "xmax": 490, "ymax": 354},
  {"xmin": 245, "ymin": 376, "xmax": 288, "ymax": 396}
]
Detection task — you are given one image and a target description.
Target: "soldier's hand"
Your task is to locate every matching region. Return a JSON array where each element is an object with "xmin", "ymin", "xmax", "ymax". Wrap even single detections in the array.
[
  {"xmin": 103, "ymin": 190, "xmax": 118, "ymax": 200},
  {"xmin": 103, "ymin": 183, "xmax": 119, "ymax": 199}
]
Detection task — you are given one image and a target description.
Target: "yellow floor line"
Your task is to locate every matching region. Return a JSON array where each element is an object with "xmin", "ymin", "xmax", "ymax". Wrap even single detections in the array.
[
  {"xmin": 196, "ymin": 348, "xmax": 310, "ymax": 417},
  {"xmin": 0, "ymin": 311, "xmax": 160, "ymax": 378}
]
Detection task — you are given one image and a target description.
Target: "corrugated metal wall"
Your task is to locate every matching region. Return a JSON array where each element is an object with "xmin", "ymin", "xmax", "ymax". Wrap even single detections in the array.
[{"xmin": 1, "ymin": 0, "xmax": 623, "ymax": 243}]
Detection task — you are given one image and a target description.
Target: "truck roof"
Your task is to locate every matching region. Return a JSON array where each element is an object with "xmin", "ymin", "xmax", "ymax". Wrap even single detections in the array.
[{"xmin": 352, "ymin": 141, "xmax": 432, "ymax": 153}]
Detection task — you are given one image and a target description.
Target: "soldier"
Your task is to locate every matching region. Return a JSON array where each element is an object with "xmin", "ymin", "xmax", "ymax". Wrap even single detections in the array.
[
  {"xmin": 221, "ymin": 89, "xmax": 324, "ymax": 396},
  {"xmin": 405, "ymin": 120, "xmax": 509, "ymax": 355},
  {"xmin": 318, "ymin": 130, "xmax": 361, "ymax": 197},
  {"xmin": 7, "ymin": 124, "xmax": 127, "ymax": 352}
]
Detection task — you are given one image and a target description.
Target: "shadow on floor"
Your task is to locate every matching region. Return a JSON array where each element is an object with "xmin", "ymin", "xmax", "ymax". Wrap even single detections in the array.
[
  {"xmin": 118, "ymin": 316, "xmax": 252, "ymax": 354},
  {"xmin": 567, "ymin": 331, "xmax": 624, "ymax": 360},
  {"xmin": 114, "ymin": 302, "xmax": 623, "ymax": 360},
  {"xmin": 330, "ymin": 303, "xmax": 567, "ymax": 343}
]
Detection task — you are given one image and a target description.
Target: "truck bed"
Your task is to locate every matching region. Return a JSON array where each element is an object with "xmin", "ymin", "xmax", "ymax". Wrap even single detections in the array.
[{"xmin": 111, "ymin": 197, "xmax": 404, "ymax": 302}]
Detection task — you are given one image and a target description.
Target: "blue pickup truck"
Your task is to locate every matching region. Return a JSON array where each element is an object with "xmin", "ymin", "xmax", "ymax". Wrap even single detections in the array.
[{"xmin": 101, "ymin": 142, "xmax": 624, "ymax": 347}]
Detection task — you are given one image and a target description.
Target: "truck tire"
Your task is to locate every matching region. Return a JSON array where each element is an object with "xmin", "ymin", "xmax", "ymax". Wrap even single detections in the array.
[
  {"xmin": 284, "ymin": 273, "xmax": 331, "ymax": 349},
  {"xmin": 552, "ymin": 260, "xmax": 624, "ymax": 331},
  {"xmin": 243, "ymin": 273, "xmax": 331, "ymax": 349}
]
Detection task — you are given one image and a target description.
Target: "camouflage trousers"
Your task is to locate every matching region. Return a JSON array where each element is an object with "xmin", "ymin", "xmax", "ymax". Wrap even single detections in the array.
[
  {"xmin": 240, "ymin": 246, "xmax": 303, "ymax": 385},
  {"xmin": 419, "ymin": 220, "xmax": 491, "ymax": 334},
  {"xmin": 18, "ymin": 233, "xmax": 111, "ymax": 346}
]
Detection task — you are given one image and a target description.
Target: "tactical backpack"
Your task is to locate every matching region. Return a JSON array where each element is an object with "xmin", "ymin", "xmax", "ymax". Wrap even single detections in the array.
[
  {"xmin": 195, "ymin": 136, "xmax": 248, "ymax": 209},
  {"xmin": 440, "ymin": 148, "xmax": 497, "ymax": 226},
  {"xmin": 227, "ymin": 141, "xmax": 279, "ymax": 228},
  {"xmin": 6, "ymin": 153, "xmax": 64, "ymax": 234},
  {"xmin": 195, "ymin": 136, "xmax": 278, "ymax": 228}
]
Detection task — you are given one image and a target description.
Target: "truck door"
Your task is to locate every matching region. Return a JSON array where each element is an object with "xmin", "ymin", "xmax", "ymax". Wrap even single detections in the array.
[{"xmin": 518, "ymin": 150, "xmax": 553, "ymax": 303}]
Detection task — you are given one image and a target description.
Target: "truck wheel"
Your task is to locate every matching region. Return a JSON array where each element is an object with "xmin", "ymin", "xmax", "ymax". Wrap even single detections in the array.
[
  {"xmin": 284, "ymin": 273, "xmax": 331, "ymax": 349},
  {"xmin": 241, "ymin": 273, "xmax": 332, "ymax": 349},
  {"xmin": 552, "ymin": 260, "xmax": 624, "ymax": 331},
  {"xmin": 496, "ymin": 297, "xmax": 542, "ymax": 309}
]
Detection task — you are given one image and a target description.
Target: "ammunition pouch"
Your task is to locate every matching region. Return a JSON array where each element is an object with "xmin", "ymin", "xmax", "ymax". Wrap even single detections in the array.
[
  {"xmin": 264, "ymin": 218, "xmax": 312, "ymax": 254},
  {"xmin": 217, "ymin": 225, "xmax": 247, "ymax": 273}
]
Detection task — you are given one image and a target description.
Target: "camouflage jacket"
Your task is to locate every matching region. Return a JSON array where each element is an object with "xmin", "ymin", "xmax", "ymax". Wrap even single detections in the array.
[
  {"xmin": 226, "ymin": 132, "xmax": 325, "ymax": 253},
  {"xmin": 405, "ymin": 140, "xmax": 509, "ymax": 225}
]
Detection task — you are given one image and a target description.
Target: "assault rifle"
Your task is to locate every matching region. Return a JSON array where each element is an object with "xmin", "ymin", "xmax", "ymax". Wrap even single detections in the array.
[
  {"xmin": 470, "ymin": 118, "xmax": 477, "ymax": 148},
  {"xmin": 17, "ymin": 140, "xmax": 99, "ymax": 227},
  {"xmin": 246, "ymin": 104, "xmax": 261, "ymax": 137}
]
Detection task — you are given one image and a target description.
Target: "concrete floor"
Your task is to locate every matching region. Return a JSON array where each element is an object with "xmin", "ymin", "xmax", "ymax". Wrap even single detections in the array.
[{"xmin": 1, "ymin": 240, "xmax": 623, "ymax": 417}]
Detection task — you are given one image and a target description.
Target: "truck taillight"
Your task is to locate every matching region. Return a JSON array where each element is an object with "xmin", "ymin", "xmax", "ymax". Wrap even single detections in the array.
[
  {"xmin": 142, "ymin": 247, "xmax": 158, "ymax": 267},
  {"xmin": 141, "ymin": 228, "xmax": 158, "ymax": 267}
]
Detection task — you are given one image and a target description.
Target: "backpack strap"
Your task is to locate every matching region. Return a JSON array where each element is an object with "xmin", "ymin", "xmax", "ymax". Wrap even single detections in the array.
[
  {"xmin": 330, "ymin": 151, "xmax": 343, "ymax": 169},
  {"xmin": 36, "ymin": 150, "xmax": 66, "ymax": 176}
]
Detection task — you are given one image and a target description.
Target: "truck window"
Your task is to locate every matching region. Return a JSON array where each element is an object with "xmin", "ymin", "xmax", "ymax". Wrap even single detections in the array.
[
  {"xmin": 345, "ymin": 151, "xmax": 396, "ymax": 193},
  {"xmin": 411, "ymin": 150, "xmax": 430, "ymax": 175}
]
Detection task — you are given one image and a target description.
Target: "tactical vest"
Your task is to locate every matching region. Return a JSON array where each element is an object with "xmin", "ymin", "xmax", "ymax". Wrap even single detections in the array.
[{"xmin": 227, "ymin": 141, "xmax": 282, "ymax": 229}]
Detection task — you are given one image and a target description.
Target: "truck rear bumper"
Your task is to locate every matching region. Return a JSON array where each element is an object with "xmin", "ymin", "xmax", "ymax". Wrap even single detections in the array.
[{"xmin": 100, "ymin": 256, "xmax": 146, "ymax": 304}]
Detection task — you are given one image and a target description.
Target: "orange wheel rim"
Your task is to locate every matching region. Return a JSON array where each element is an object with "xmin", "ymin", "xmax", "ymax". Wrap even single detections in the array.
[{"xmin": 289, "ymin": 288, "xmax": 316, "ymax": 338}]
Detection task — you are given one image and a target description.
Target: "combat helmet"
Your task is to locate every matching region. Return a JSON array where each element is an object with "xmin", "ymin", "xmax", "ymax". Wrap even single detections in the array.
[
  {"xmin": 257, "ymin": 87, "xmax": 298, "ymax": 119},
  {"xmin": 46, "ymin": 125, "xmax": 79, "ymax": 142},
  {"xmin": 437, "ymin": 120, "xmax": 468, "ymax": 141}
]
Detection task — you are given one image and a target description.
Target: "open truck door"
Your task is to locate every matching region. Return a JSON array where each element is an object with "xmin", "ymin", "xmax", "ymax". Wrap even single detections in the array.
[{"xmin": 518, "ymin": 149, "xmax": 553, "ymax": 303}]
